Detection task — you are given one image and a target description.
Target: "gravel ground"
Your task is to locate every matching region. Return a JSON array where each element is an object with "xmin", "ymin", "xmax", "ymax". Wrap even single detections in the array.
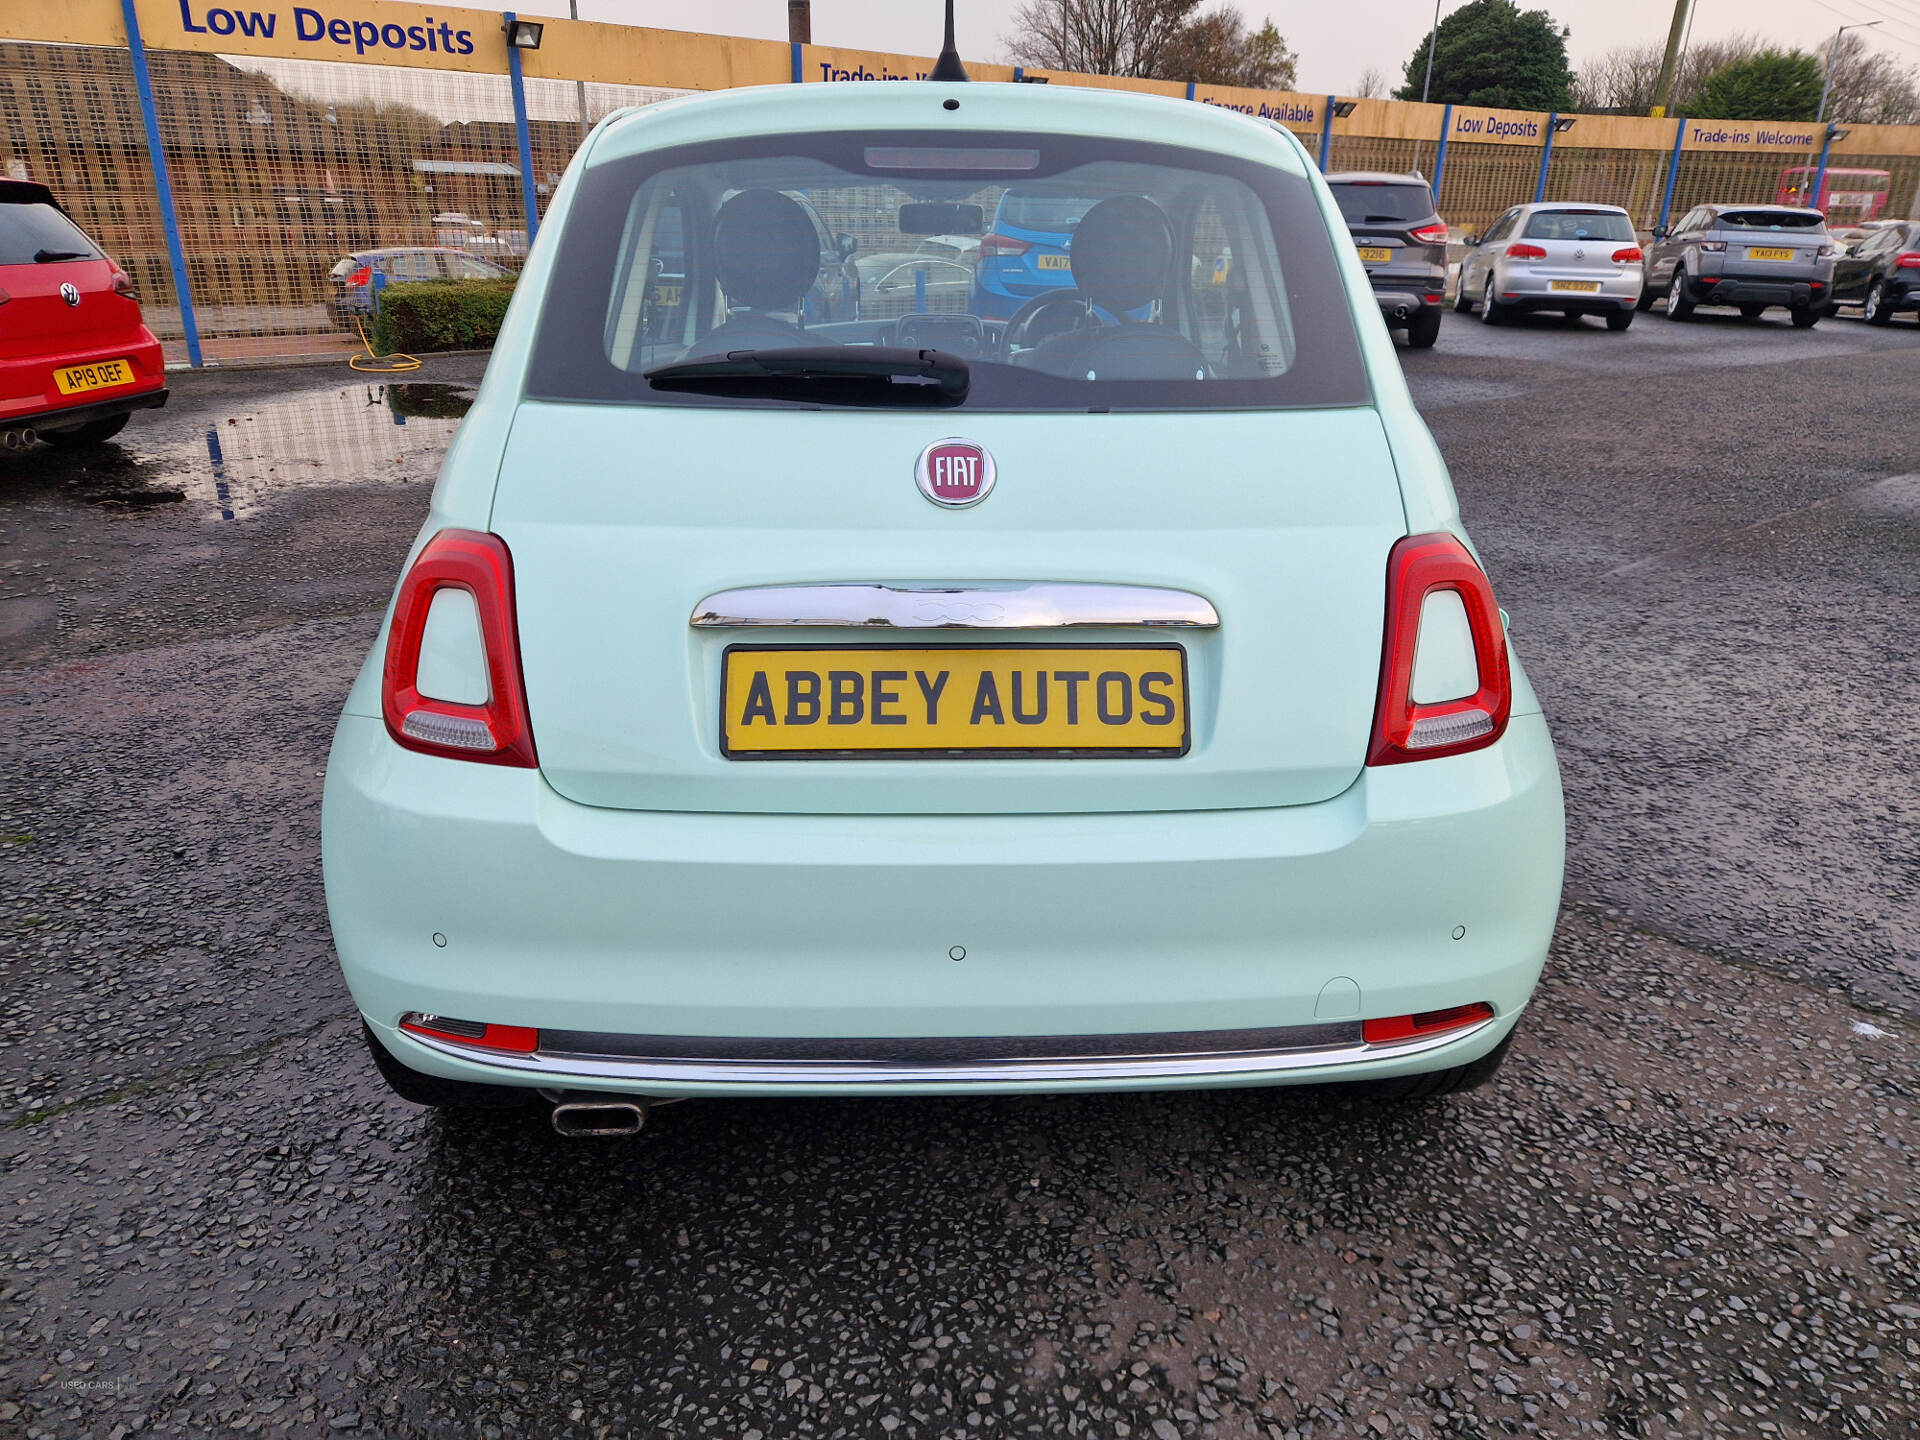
[{"xmin": 2, "ymin": 318, "xmax": 1916, "ymax": 1438}]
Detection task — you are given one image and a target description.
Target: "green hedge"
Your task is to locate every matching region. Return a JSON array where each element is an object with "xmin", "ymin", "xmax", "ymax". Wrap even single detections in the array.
[{"xmin": 371, "ymin": 278, "xmax": 516, "ymax": 354}]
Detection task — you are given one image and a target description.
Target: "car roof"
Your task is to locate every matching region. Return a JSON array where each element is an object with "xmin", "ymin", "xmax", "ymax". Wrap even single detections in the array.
[
  {"xmin": 590, "ymin": 81, "xmax": 1308, "ymax": 174},
  {"xmin": 1323, "ymin": 172, "xmax": 1429, "ymax": 187},
  {"xmin": 1705, "ymin": 204, "xmax": 1822, "ymax": 219}
]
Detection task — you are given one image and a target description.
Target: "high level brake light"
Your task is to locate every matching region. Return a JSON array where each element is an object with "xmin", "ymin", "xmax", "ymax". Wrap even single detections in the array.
[
  {"xmin": 381, "ymin": 529, "xmax": 538, "ymax": 767},
  {"xmin": 1504, "ymin": 242, "xmax": 1546, "ymax": 259},
  {"xmin": 1409, "ymin": 222, "xmax": 1450, "ymax": 245},
  {"xmin": 979, "ymin": 233, "xmax": 1032, "ymax": 257},
  {"xmin": 1367, "ymin": 533, "xmax": 1511, "ymax": 766}
]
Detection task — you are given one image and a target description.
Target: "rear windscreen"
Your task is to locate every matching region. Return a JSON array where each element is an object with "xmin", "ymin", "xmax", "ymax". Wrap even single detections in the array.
[
  {"xmin": 0, "ymin": 200, "xmax": 100, "ymax": 266},
  {"xmin": 1328, "ymin": 184, "xmax": 1434, "ymax": 225},
  {"xmin": 528, "ymin": 130, "xmax": 1370, "ymax": 413},
  {"xmin": 1523, "ymin": 210, "xmax": 1635, "ymax": 242},
  {"xmin": 1720, "ymin": 211, "xmax": 1824, "ymax": 230}
]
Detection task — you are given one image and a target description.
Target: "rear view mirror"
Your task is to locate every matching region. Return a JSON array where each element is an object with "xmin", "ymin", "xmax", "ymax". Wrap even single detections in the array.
[{"xmin": 898, "ymin": 202, "xmax": 985, "ymax": 236}]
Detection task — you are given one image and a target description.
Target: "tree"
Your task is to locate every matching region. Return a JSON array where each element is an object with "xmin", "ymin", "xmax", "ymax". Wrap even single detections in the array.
[
  {"xmin": 1003, "ymin": 0, "xmax": 1295, "ymax": 89},
  {"xmin": 1689, "ymin": 48, "xmax": 1823, "ymax": 121},
  {"xmin": 1353, "ymin": 65, "xmax": 1388, "ymax": 99},
  {"xmin": 1392, "ymin": 0, "xmax": 1573, "ymax": 112},
  {"xmin": 1815, "ymin": 29, "xmax": 1920, "ymax": 124},
  {"xmin": 1572, "ymin": 33, "xmax": 1765, "ymax": 114}
]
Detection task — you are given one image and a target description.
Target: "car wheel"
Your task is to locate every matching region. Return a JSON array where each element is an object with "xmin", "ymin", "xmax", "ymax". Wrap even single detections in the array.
[
  {"xmin": 1606, "ymin": 310, "xmax": 1633, "ymax": 332},
  {"xmin": 39, "ymin": 414, "xmax": 130, "ymax": 448},
  {"xmin": 1338, "ymin": 1030, "xmax": 1516, "ymax": 1101},
  {"xmin": 1864, "ymin": 280, "xmax": 1893, "ymax": 326},
  {"xmin": 362, "ymin": 1023, "xmax": 538, "ymax": 1111},
  {"xmin": 1790, "ymin": 305, "xmax": 1820, "ymax": 329},
  {"xmin": 1634, "ymin": 282, "xmax": 1657, "ymax": 312},
  {"xmin": 1479, "ymin": 276, "xmax": 1506, "ymax": 325},
  {"xmin": 1665, "ymin": 268, "xmax": 1694, "ymax": 319},
  {"xmin": 1452, "ymin": 276, "xmax": 1474, "ymax": 313},
  {"xmin": 1739, "ymin": 304, "xmax": 1766, "ymax": 321},
  {"xmin": 1405, "ymin": 307, "xmax": 1442, "ymax": 348}
]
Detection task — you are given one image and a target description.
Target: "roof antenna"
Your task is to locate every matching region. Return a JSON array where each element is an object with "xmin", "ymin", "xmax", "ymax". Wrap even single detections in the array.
[{"xmin": 928, "ymin": 0, "xmax": 970, "ymax": 82}]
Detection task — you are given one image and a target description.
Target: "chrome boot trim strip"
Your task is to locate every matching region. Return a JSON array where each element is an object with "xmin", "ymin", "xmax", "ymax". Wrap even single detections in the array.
[{"xmin": 690, "ymin": 582, "xmax": 1220, "ymax": 631}]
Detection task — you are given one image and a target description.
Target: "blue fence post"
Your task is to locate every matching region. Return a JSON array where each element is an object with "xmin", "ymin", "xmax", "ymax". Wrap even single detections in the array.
[
  {"xmin": 1185, "ymin": 81, "xmax": 1196, "ymax": 101},
  {"xmin": 1533, "ymin": 113, "xmax": 1559, "ymax": 204},
  {"xmin": 1657, "ymin": 118, "xmax": 1687, "ymax": 233},
  {"xmin": 1318, "ymin": 96, "xmax": 1335, "ymax": 172},
  {"xmin": 791, "ymin": 42, "xmax": 803, "ymax": 83},
  {"xmin": 504, "ymin": 13, "xmax": 539, "ymax": 245},
  {"xmin": 1432, "ymin": 103, "xmax": 1453, "ymax": 204},
  {"xmin": 1811, "ymin": 125, "xmax": 1837, "ymax": 214},
  {"xmin": 120, "ymin": 0, "xmax": 201, "ymax": 368}
]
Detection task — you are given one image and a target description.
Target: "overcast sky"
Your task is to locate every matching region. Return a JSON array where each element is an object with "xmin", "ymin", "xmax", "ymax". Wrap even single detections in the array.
[{"xmin": 500, "ymin": 0, "xmax": 1920, "ymax": 93}]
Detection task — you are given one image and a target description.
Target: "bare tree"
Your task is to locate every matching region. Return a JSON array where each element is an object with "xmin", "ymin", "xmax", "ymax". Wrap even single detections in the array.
[
  {"xmin": 1573, "ymin": 32, "xmax": 1768, "ymax": 114},
  {"xmin": 1003, "ymin": 0, "xmax": 1295, "ymax": 88},
  {"xmin": 1353, "ymin": 65, "xmax": 1387, "ymax": 99},
  {"xmin": 1816, "ymin": 29, "xmax": 1920, "ymax": 124}
]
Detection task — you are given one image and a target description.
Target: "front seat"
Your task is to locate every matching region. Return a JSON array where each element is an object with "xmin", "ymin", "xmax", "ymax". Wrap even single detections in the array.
[
  {"xmin": 1027, "ymin": 195, "xmax": 1212, "ymax": 381},
  {"xmin": 682, "ymin": 189, "xmax": 835, "ymax": 359}
]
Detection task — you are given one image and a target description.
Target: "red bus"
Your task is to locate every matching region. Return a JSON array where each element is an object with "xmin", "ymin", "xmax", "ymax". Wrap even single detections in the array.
[{"xmin": 1777, "ymin": 167, "xmax": 1892, "ymax": 222}]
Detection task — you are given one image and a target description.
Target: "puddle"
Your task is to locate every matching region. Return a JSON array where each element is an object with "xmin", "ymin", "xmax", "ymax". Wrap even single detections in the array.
[{"xmin": 0, "ymin": 382, "xmax": 473, "ymax": 520}]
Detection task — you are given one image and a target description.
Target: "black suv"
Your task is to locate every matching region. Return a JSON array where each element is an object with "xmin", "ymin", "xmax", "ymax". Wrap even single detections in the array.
[{"xmin": 1325, "ymin": 172, "xmax": 1449, "ymax": 348}]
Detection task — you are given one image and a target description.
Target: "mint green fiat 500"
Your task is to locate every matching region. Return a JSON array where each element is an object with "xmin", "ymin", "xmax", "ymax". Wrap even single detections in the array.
[{"xmin": 321, "ymin": 73, "xmax": 1564, "ymax": 1134}]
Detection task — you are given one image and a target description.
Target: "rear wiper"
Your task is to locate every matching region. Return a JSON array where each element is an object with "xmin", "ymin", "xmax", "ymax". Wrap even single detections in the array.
[
  {"xmin": 34, "ymin": 248, "xmax": 92, "ymax": 262},
  {"xmin": 1362, "ymin": 215, "xmax": 1405, "ymax": 223},
  {"xmin": 645, "ymin": 347, "xmax": 969, "ymax": 405}
]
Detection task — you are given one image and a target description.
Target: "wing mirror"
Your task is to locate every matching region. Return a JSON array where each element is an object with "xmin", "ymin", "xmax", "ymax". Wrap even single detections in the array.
[
  {"xmin": 1651, "ymin": 225, "xmax": 1669, "ymax": 240},
  {"xmin": 1462, "ymin": 233, "xmax": 1479, "ymax": 247},
  {"xmin": 836, "ymin": 233, "xmax": 858, "ymax": 261}
]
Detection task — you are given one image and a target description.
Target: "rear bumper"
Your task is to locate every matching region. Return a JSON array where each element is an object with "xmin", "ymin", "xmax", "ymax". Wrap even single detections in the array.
[
  {"xmin": 1687, "ymin": 273, "xmax": 1822, "ymax": 308},
  {"xmin": 1494, "ymin": 269, "xmax": 1641, "ymax": 312},
  {"xmin": 0, "ymin": 331, "xmax": 168, "ymax": 426},
  {"xmin": 324, "ymin": 709, "xmax": 1565, "ymax": 1097},
  {"xmin": 1369, "ymin": 290, "xmax": 1444, "ymax": 325}
]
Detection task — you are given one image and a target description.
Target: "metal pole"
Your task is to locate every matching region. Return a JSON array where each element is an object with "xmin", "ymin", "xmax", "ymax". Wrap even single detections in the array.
[
  {"xmin": 791, "ymin": 42, "xmax": 803, "ymax": 83},
  {"xmin": 1432, "ymin": 104, "xmax": 1453, "ymax": 206},
  {"xmin": 570, "ymin": 0, "xmax": 587, "ymax": 147},
  {"xmin": 1817, "ymin": 22, "xmax": 1880, "ymax": 124},
  {"xmin": 1812, "ymin": 125, "xmax": 1838, "ymax": 216},
  {"xmin": 1318, "ymin": 96, "xmax": 1335, "ymax": 173},
  {"xmin": 1421, "ymin": 0, "xmax": 1442, "ymax": 104},
  {"xmin": 1650, "ymin": 0, "xmax": 1692, "ymax": 117},
  {"xmin": 788, "ymin": 1, "xmax": 811, "ymax": 43},
  {"xmin": 504, "ymin": 13, "xmax": 540, "ymax": 245},
  {"xmin": 120, "ymin": 0, "xmax": 202, "ymax": 367},
  {"xmin": 1534, "ymin": 116, "xmax": 1558, "ymax": 205},
  {"xmin": 1657, "ymin": 118, "xmax": 1687, "ymax": 233}
]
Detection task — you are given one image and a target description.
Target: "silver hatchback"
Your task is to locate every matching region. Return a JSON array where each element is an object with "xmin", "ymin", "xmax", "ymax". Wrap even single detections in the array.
[
  {"xmin": 1641, "ymin": 204, "xmax": 1834, "ymax": 327},
  {"xmin": 1455, "ymin": 204, "xmax": 1643, "ymax": 331}
]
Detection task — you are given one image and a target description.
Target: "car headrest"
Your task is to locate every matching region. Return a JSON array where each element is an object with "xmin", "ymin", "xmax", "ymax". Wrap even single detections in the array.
[
  {"xmin": 712, "ymin": 189, "xmax": 821, "ymax": 312},
  {"xmin": 1068, "ymin": 195, "xmax": 1175, "ymax": 314}
]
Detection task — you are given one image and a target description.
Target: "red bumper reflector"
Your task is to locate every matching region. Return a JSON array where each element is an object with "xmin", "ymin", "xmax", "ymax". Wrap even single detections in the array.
[
  {"xmin": 402, "ymin": 1016, "xmax": 540, "ymax": 1053},
  {"xmin": 1363, "ymin": 1002, "xmax": 1495, "ymax": 1045}
]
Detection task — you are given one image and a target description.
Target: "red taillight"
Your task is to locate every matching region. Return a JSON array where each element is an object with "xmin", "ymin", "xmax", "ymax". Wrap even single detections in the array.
[
  {"xmin": 349, "ymin": 264, "xmax": 373, "ymax": 287},
  {"xmin": 1504, "ymin": 242, "xmax": 1546, "ymax": 260},
  {"xmin": 401, "ymin": 1015, "xmax": 540, "ymax": 1053},
  {"xmin": 1367, "ymin": 532, "xmax": 1511, "ymax": 766},
  {"xmin": 1362, "ymin": 1002, "xmax": 1495, "ymax": 1045},
  {"xmin": 978, "ymin": 233, "xmax": 1031, "ymax": 258},
  {"xmin": 1610, "ymin": 246, "xmax": 1643, "ymax": 263},
  {"xmin": 381, "ymin": 529, "xmax": 538, "ymax": 767},
  {"xmin": 1409, "ymin": 222, "xmax": 1450, "ymax": 245},
  {"xmin": 1897, "ymin": 253, "xmax": 1920, "ymax": 269}
]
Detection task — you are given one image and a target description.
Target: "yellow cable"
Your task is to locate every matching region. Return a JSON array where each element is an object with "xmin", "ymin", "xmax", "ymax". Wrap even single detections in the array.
[{"xmin": 348, "ymin": 314, "xmax": 423, "ymax": 373}]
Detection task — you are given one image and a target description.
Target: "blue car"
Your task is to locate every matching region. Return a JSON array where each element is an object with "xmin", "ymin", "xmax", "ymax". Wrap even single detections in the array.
[{"xmin": 970, "ymin": 186, "xmax": 1092, "ymax": 320}]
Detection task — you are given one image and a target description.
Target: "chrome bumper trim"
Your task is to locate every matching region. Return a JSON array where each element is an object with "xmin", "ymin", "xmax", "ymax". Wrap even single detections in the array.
[
  {"xmin": 690, "ymin": 582, "xmax": 1220, "ymax": 631},
  {"xmin": 395, "ymin": 1018, "xmax": 1494, "ymax": 1087}
]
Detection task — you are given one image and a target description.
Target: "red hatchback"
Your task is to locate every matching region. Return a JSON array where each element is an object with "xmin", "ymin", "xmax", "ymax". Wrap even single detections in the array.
[{"xmin": 1, "ymin": 179, "xmax": 168, "ymax": 449}]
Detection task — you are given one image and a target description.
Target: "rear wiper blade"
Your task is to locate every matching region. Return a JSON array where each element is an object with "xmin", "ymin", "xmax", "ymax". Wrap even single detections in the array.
[
  {"xmin": 645, "ymin": 346, "xmax": 969, "ymax": 404},
  {"xmin": 34, "ymin": 248, "xmax": 92, "ymax": 262}
]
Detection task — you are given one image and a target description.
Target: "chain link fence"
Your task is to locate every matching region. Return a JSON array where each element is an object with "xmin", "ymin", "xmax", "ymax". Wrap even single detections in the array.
[{"xmin": 5, "ymin": 30, "xmax": 1915, "ymax": 367}]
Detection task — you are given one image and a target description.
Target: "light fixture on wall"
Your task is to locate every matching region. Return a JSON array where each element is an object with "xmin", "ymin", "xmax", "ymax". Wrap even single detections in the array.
[
  {"xmin": 1551, "ymin": 116, "xmax": 1577, "ymax": 133},
  {"xmin": 1330, "ymin": 100, "xmax": 1358, "ymax": 118},
  {"xmin": 505, "ymin": 19, "xmax": 544, "ymax": 49}
]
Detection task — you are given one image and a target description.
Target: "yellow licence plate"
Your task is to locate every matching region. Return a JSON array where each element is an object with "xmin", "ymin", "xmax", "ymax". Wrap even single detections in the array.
[
  {"xmin": 1549, "ymin": 280, "xmax": 1601, "ymax": 293},
  {"xmin": 651, "ymin": 283, "xmax": 683, "ymax": 306},
  {"xmin": 1749, "ymin": 246, "xmax": 1794, "ymax": 262},
  {"xmin": 1356, "ymin": 246, "xmax": 1392, "ymax": 264},
  {"xmin": 1036, "ymin": 253, "xmax": 1072, "ymax": 271},
  {"xmin": 54, "ymin": 358, "xmax": 134, "ymax": 396},
  {"xmin": 721, "ymin": 645, "xmax": 1189, "ymax": 758}
]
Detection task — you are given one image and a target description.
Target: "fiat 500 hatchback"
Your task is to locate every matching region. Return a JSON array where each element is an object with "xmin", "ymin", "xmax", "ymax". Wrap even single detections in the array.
[{"xmin": 322, "ymin": 78, "xmax": 1565, "ymax": 1132}]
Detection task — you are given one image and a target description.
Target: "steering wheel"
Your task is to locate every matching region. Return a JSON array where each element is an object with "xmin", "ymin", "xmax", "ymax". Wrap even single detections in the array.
[{"xmin": 1004, "ymin": 290, "xmax": 1098, "ymax": 354}]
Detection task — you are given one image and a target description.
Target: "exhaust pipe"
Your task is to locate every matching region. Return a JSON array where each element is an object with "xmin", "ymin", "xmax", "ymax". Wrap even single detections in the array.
[
  {"xmin": 550, "ymin": 1099, "xmax": 648, "ymax": 1137},
  {"xmin": 1, "ymin": 427, "xmax": 35, "ymax": 450},
  {"xmin": 1392, "ymin": 305, "xmax": 1410, "ymax": 322}
]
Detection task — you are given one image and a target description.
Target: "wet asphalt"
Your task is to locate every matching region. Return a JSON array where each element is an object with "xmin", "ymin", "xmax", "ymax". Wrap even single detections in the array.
[{"xmin": 2, "ymin": 312, "xmax": 1916, "ymax": 1439}]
